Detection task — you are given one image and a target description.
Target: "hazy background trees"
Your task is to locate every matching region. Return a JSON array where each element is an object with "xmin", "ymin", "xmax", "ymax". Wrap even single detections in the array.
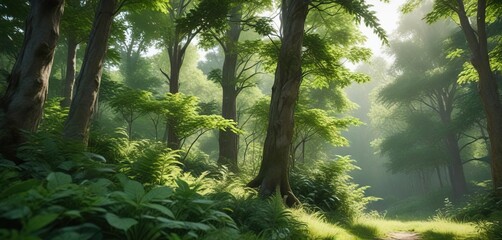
[{"xmin": 0, "ymin": 1, "xmax": 500, "ymax": 235}]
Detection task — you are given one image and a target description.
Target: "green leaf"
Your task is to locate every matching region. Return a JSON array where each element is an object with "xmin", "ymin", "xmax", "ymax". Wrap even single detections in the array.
[
  {"xmin": 446, "ymin": 48, "xmax": 464, "ymax": 60},
  {"xmin": 144, "ymin": 203, "xmax": 175, "ymax": 218},
  {"xmin": 142, "ymin": 186, "xmax": 173, "ymax": 203},
  {"xmin": 0, "ymin": 179, "xmax": 40, "ymax": 199},
  {"xmin": 87, "ymin": 178, "xmax": 113, "ymax": 195},
  {"xmin": 157, "ymin": 217, "xmax": 212, "ymax": 231},
  {"xmin": 47, "ymin": 223, "xmax": 102, "ymax": 240},
  {"xmin": 2, "ymin": 206, "xmax": 31, "ymax": 219},
  {"xmin": 63, "ymin": 210, "xmax": 82, "ymax": 219},
  {"xmin": 25, "ymin": 213, "xmax": 59, "ymax": 232},
  {"xmin": 123, "ymin": 180, "xmax": 145, "ymax": 201},
  {"xmin": 46, "ymin": 172, "xmax": 72, "ymax": 190},
  {"xmin": 105, "ymin": 213, "xmax": 138, "ymax": 231},
  {"xmin": 57, "ymin": 161, "xmax": 77, "ymax": 171}
]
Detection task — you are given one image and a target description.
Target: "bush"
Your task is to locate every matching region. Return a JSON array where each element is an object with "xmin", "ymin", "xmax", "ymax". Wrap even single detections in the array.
[
  {"xmin": 290, "ymin": 156, "xmax": 377, "ymax": 223},
  {"xmin": 0, "ymin": 132, "xmax": 240, "ymax": 239},
  {"xmin": 15, "ymin": 132, "xmax": 114, "ymax": 181},
  {"xmin": 449, "ymin": 189, "xmax": 502, "ymax": 239},
  {"xmin": 0, "ymin": 165, "xmax": 239, "ymax": 240},
  {"xmin": 87, "ymin": 127, "xmax": 134, "ymax": 164},
  {"xmin": 119, "ymin": 141, "xmax": 182, "ymax": 186},
  {"xmin": 229, "ymin": 194, "xmax": 308, "ymax": 239}
]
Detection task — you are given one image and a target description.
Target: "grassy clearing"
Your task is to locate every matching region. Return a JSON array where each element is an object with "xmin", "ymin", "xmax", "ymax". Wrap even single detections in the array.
[
  {"xmin": 294, "ymin": 209, "xmax": 483, "ymax": 240},
  {"xmin": 294, "ymin": 209, "xmax": 358, "ymax": 239},
  {"xmin": 357, "ymin": 218, "xmax": 481, "ymax": 240}
]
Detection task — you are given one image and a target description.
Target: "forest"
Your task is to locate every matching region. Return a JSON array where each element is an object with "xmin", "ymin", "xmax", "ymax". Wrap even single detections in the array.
[{"xmin": 0, "ymin": 0, "xmax": 501, "ymax": 239}]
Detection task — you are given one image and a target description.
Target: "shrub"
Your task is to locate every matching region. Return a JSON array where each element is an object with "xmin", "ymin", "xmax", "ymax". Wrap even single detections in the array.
[
  {"xmin": 0, "ymin": 167, "xmax": 239, "ymax": 239},
  {"xmin": 0, "ymin": 132, "xmax": 240, "ymax": 239},
  {"xmin": 38, "ymin": 97, "xmax": 68, "ymax": 134},
  {"xmin": 87, "ymin": 128, "xmax": 134, "ymax": 164},
  {"xmin": 290, "ymin": 156, "xmax": 377, "ymax": 223},
  {"xmin": 16, "ymin": 132, "xmax": 114, "ymax": 181},
  {"xmin": 120, "ymin": 141, "xmax": 182, "ymax": 186},
  {"xmin": 449, "ymin": 189, "xmax": 502, "ymax": 239},
  {"xmin": 229, "ymin": 194, "xmax": 308, "ymax": 239}
]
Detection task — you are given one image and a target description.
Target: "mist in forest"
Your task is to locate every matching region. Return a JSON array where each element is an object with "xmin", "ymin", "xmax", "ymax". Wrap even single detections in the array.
[{"xmin": 0, "ymin": 0, "xmax": 500, "ymax": 239}]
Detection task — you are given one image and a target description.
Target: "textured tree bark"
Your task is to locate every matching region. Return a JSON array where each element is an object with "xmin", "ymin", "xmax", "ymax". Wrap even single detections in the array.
[
  {"xmin": 0, "ymin": 0, "xmax": 64, "ymax": 160},
  {"xmin": 247, "ymin": 0, "xmax": 309, "ymax": 207},
  {"xmin": 63, "ymin": 0, "xmax": 117, "ymax": 144},
  {"xmin": 61, "ymin": 36, "xmax": 78, "ymax": 108},
  {"xmin": 167, "ymin": 55, "xmax": 182, "ymax": 150},
  {"xmin": 437, "ymin": 90, "xmax": 468, "ymax": 200},
  {"xmin": 217, "ymin": 6, "xmax": 241, "ymax": 173},
  {"xmin": 455, "ymin": 0, "xmax": 502, "ymax": 198},
  {"xmin": 445, "ymin": 133, "xmax": 468, "ymax": 200}
]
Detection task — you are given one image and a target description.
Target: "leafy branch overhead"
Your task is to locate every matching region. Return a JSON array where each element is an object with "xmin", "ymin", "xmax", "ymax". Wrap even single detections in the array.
[{"xmin": 310, "ymin": 0, "xmax": 388, "ymax": 45}]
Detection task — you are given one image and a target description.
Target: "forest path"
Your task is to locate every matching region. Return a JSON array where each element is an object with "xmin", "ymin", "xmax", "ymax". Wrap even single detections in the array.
[{"xmin": 385, "ymin": 232, "xmax": 420, "ymax": 240}]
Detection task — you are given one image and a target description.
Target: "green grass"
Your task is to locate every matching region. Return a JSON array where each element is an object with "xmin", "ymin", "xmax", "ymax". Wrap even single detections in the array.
[
  {"xmin": 359, "ymin": 218, "xmax": 481, "ymax": 240},
  {"xmin": 294, "ymin": 209, "xmax": 483, "ymax": 240}
]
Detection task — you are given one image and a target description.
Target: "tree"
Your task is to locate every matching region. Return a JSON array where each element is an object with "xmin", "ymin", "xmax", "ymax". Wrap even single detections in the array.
[
  {"xmin": 406, "ymin": 0, "xmax": 502, "ymax": 197},
  {"xmin": 160, "ymin": 0, "xmax": 229, "ymax": 150},
  {"xmin": 246, "ymin": 0, "xmax": 309, "ymax": 207},
  {"xmin": 152, "ymin": 93, "xmax": 238, "ymax": 160},
  {"xmin": 377, "ymin": 8, "xmax": 473, "ymax": 199},
  {"xmin": 202, "ymin": 1, "xmax": 271, "ymax": 172},
  {"xmin": 109, "ymin": 87, "xmax": 152, "ymax": 139},
  {"xmin": 60, "ymin": 0, "xmax": 95, "ymax": 107},
  {"xmin": 63, "ymin": 0, "xmax": 168, "ymax": 144},
  {"xmin": 0, "ymin": 0, "xmax": 28, "ymax": 71},
  {"xmin": 117, "ymin": 9, "xmax": 164, "ymax": 91},
  {"xmin": 247, "ymin": 0, "xmax": 385, "ymax": 207},
  {"xmin": 292, "ymin": 106, "xmax": 358, "ymax": 165},
  {"xmin": 0, "ymin": 0, "xmax": 64, "ymax": 160},
  {"xmin": 63, "ymin": 0, "xmax": 119, "ymax": 144}
]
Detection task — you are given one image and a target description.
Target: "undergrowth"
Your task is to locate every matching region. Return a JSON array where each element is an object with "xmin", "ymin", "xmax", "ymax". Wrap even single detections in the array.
[{"xmin": 0, "ymin": 132, "xmax": 309, "ymax": 240}]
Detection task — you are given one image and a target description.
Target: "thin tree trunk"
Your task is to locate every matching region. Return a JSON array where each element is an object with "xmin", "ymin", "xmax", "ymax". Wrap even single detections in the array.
[
  {"xmin": 218, "ymin": 88, "xmax": 239, "ymax": 171},
  {"xmin": 455, "ymin": 0, "xmax": 502, "ymax": 198},
  {"xmin": 436, "ymin": 166, "xmax": 444, "ymax": 188},
  {"xmin": 247, "ymin": 0, "xmax": 309, "ymax": 207},
  {"xmin": 218, "ymin": 7, "xmax": 241, "ymax": 172},
  {"xmin": 63, "ymin": 0, "xmax": 117, "ymax": 144},
  {"xmin": 167, "ymin": 57, "xmax": 181, "ymax": 150},
  {"xmin": 0, "ymin": 0, "xmax": 64, "ymax": 160},
  {"xmin": 61, "ymin": 36, "xmax": 78, "ymax": 107}
]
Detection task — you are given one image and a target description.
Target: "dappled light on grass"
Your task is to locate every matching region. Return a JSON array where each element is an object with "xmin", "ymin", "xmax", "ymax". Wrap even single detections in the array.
[
  {"xmin": 421, "ymin": 230, "xmax": 456, "ymax": 240},
  {"xmin": 291, "ymin": 210, "xmax": 482, "ymax": 240},
  {"xmin": 293, "ymin": 209, "xmax": 358, "ymax": 240},
  {"xmin": 356, "ymin": 217, "xmax": 481, "ymax": 240},
  {"xmin": 345, "ymin": 223, "xmax": 380, "ymax": 239}
]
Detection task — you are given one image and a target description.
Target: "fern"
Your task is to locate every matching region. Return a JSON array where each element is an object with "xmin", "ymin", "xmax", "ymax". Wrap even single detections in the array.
[
  {"xmin": 230, "ymin": 195, "xmax": 308, "ymax": 239},
  {"xmin": 16, "ymin": 132, "xmax": 114, "ymax": 181},
  {"xmin": 124, "ymin": 142, "xmax": 182, "ymax": 186}
]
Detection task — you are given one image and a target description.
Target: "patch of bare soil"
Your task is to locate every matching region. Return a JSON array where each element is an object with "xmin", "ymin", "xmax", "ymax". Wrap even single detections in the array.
[{"xmin": 385, "ymin": 232, "xmax": 420, "ymax": 240}]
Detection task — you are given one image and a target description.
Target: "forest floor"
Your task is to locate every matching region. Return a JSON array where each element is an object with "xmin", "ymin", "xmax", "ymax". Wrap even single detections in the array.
[
  {"xmin": 384, "ymin": 232, "xmax": 420, "ymax": 240},
  {"xmin": 296, "ymin": 210, "xmax": 483, "ymax": 240}
]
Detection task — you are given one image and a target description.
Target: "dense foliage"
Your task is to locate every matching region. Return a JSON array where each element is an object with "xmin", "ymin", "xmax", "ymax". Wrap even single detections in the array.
[
  {"xmin": 1, "ymin": 0, "xmax": 501, "ymax": 239},
  {"xmin": 291, "ymin": 156, "xmax": 377, "ymax": 223},
  {"xmin": 0, "ymin": 131, "xmax": 301, "ymax": 239}
]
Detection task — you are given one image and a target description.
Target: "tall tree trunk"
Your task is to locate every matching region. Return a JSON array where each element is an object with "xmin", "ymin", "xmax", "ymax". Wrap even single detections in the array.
[
  {"xmin": 218, "ymin": 6, "xmax": 241, "ymax": 172},
  {"xmin": 63, "ymin": 0, "xmax": 117, "ymax": 144},
  {"xmin": 456, "ymin": 0, "xmax": 502, "ymax": 198},
  {"xmin": 439, "ymin": 104, "xmax": 468, "ymax": 200},
  {"xmin": 445, "ymin": 132, "xmax": 468, "ymax": 200},
  {"xmin": 436, "ymin": 166, "xmax": 444, "ymax": 188},
  {"xmin": 247, "ymin": 0, "xmax": 308, "ymax": 207},
  {"xmin": 167, "ymin": 53, "xmax": 182, "ymax": 150},
  {"xmin": 61, "ymin": 36, "xmax": 78, "ymax": 108},
  {"xmin": 0, "ymin": 0, "xmax": 64, "ymax": 160}
]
